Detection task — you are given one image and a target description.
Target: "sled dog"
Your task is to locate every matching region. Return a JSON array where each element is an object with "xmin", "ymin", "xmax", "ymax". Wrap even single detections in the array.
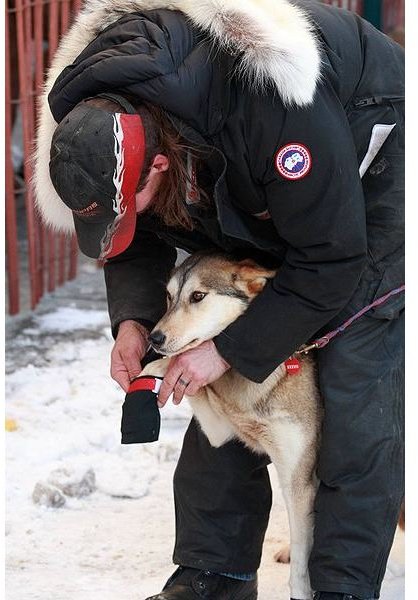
[{"xmin": 142, "ymin": 253, "xmax": 322, "ymax": 600}]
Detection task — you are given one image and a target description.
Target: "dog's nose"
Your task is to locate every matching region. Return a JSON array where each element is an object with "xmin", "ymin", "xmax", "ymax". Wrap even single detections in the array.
[{"xmin": 149, "ymin": 330, "xmax": 166, "ymax": 349}]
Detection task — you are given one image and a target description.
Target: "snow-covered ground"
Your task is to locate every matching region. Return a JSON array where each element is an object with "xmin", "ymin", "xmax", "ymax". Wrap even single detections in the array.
[{"xmin": 5, "ymin": 260, "xmax": 404, "ymax": 599}]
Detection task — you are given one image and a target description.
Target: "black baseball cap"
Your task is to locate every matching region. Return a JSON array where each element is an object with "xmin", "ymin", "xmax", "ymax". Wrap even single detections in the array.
[{"xmin": 49, "ymin": 93, "xmax": 146, "ymax": 259}]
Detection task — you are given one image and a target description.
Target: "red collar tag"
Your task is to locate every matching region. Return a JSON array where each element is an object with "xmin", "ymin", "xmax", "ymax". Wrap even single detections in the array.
[{"xmin": 284, "ymin": 357, "xmax": 301, "ymax": 375}]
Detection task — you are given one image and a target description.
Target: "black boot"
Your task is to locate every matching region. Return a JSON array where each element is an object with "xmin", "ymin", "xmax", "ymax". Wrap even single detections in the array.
[{"xmin": 145, "ymin": 566, "xmax": 257, "ymax": 599}]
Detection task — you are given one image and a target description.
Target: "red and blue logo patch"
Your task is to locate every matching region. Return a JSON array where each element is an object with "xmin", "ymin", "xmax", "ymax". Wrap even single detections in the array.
[{"xmin": 275, "ymin": 143, "xmax": 312, "ymax": 181}]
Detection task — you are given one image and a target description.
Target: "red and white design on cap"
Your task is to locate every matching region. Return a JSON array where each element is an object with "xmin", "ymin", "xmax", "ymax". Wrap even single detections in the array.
[
  {"xmin": 275, "ymin": 143, "xmax": 312, "ymax": 181},
  {"xmin": 100, "ymin": 113, "xmax": 145, "ymax": 260}
]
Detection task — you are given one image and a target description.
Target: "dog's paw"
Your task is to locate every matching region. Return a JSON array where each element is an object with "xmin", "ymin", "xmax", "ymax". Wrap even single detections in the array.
[{"xmin": 274, "ymin": 540, "xmax": 290, "ymax": 563}]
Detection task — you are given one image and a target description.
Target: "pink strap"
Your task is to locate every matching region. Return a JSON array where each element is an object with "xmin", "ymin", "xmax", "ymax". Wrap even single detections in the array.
[{"xmin": 300, "ymin": 284, "xmax": 405, "ymax": 353}]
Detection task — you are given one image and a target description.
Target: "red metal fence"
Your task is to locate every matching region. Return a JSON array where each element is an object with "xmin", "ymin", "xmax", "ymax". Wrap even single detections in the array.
[
  {"xmin": 5, "ymin": 0, "xmax": 83, "ymax": 315},
  {"xmin": 322, "ymin": 0, "xmax": 364, "ymax": 12},
  {"xmin": 322, "ymin": 0, "xmax": 405, "ymax": 33},
  {"xmin": 382, "ymin": 0, "xmax": 405, "ymax": 33}
]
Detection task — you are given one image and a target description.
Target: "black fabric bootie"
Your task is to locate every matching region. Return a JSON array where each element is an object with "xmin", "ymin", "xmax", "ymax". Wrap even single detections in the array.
[
  {"xmin": 121, "ymin": 348, "xmax": 164, "ymax": 444},
  {"xmin": 121, "ymin": 375, "xmax": 162, "ymax": 444},
  {"xmin": 144, "ymin": 566, "xmax": 257, "ymax": 599}
]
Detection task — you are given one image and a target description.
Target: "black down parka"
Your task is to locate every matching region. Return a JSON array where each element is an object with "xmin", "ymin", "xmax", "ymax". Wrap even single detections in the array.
[{"xmin": 47, "ymin": 1, "xmax": 404, "ymax": 382}]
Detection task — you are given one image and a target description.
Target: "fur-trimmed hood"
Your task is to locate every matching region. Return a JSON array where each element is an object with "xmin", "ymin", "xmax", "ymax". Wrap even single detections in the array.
[{"xmin": 34, "ymin": 0, "xmax": 321, "ymax": 232}]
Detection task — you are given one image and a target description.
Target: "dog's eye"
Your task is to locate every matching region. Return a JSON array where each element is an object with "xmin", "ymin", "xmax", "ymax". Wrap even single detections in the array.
[
  {"xmin": 190, "ymin": 291, "xmax": 206, "ymax": 303},
  {"xmin": 167, "ymin": 291, "xmax": 172, "ymax": 303}
]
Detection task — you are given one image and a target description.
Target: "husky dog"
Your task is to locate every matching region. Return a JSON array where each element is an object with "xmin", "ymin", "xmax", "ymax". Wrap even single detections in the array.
[{"xmin": 141, "ymin": 253, "xmax": 322, "ymax": 600}]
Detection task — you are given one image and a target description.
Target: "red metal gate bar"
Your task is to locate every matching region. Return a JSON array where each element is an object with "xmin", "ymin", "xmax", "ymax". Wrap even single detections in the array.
[
  {"xmin": 72, "ymin": 0, "xmax": 83, "ymax": 12},
  {"xmin": 5, "ymin": 10, "xmax": 20, "ymax": 316},
  {"xmin": 383, "ymin": 0, "xmax": 405, "ymax": 32},
  {"xmin": 16, "ymin": 0, "xmax": 39, "ymax": 310},
  {"xmin": 24, "ymin": 0, "xmax": 44, "ymax": 306},
  {"xmin": 321, "ymin": 0, "xmax": 406, "ymax": 34},
  {"xmin": 69, "ymin": 0, "xmax": 81, "ymax": 277},
  {"xmin": 321, "ymin": 0, "xmax": 364, "ymax": 13},
  {"xmin": 58, "ymin": 235, "xmax": 66, "ymax": 286},
  {"xmin": 69, "ymin": 236, "xmax": 79, "ymax": 281},
  {"xmin": 57, "ymin": 0, "xmax": 71, "ymax": 287},
  {"xmin": 46, "ymin": 0, "xmax": 59, "ymax": 293},
  {"xmin": 61, "ymin": 0, "xmax": 70, "ymax": 32},
  {"xmin": 34, "ymin": 0, "xmax": 46, "ymax": 298}
]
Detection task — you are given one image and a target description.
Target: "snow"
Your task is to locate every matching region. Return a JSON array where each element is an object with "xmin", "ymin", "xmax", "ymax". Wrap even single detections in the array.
[
  {"xmin": 5, "ymin": 263, "xmax": 404, "ymax": 599},
  {"xmin": 34, "ymin": 307, "xmax": 111, "ymax": 332}
]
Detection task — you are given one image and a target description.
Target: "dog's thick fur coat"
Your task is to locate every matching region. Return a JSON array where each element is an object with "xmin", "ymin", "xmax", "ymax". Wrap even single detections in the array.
[
  {"xmin": 142, "ymin": 254, "xmax": 322, "ymax": 599},
  {"xmin": 34, "ymin": 0, "xmax": 321, "ymax": 233}
]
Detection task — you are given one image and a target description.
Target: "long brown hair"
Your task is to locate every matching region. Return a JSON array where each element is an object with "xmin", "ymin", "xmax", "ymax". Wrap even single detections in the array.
[{"xmin": 85, "ymin": 96, "xmax": 210, "ymax": 230}]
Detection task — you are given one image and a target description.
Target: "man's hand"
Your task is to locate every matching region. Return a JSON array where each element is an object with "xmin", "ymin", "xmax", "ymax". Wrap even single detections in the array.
[
  {"xmin": 111, "ymin": 320, "xmax": 149, "ymax": 392},
  {"xmin": 157, "ymin": 340, "xmax": 230, "ymax": 408}
]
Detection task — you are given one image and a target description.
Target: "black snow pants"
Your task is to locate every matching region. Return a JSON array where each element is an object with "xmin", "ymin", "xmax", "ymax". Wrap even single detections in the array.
[{"xmin": 172, "ymin": 107, "xmax": 405, "ymax": 599}]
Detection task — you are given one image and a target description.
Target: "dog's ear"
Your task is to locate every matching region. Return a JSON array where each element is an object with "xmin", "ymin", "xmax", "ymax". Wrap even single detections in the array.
[{"xmin": 232, "ymin": 260, "xmax": 276, "ymax": 297}]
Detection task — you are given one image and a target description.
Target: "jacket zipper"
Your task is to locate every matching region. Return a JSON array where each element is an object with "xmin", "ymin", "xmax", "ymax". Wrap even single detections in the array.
[{"xmin": 353, "ymin": 95, "xmax": 404, "ymax": 108}]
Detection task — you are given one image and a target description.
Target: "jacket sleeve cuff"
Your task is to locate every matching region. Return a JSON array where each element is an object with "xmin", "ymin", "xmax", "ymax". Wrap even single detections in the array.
[
  {"xmin": 214, "ymin": 333, "xmax": 277, "ymax": 383},
  {"xmin": 111, "ymin": 318, "xmax": 155, "ymax": 340}
]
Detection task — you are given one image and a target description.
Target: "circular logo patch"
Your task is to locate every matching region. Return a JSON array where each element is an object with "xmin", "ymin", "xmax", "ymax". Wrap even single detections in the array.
[{"xmin": 275, "ymin": 143, "xmax": 312, "ymax": 180}]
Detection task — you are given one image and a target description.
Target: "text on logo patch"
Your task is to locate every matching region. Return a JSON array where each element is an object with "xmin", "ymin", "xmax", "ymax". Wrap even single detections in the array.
[{"xmin": 275, "ymin": 143, "xmax": 312, "ymax": 180}]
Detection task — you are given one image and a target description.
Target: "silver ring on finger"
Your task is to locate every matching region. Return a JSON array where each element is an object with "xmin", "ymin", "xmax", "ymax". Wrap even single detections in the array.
[{"xmin": 178, "ymin": 378, "xmax": 190, "ymax": 387}]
